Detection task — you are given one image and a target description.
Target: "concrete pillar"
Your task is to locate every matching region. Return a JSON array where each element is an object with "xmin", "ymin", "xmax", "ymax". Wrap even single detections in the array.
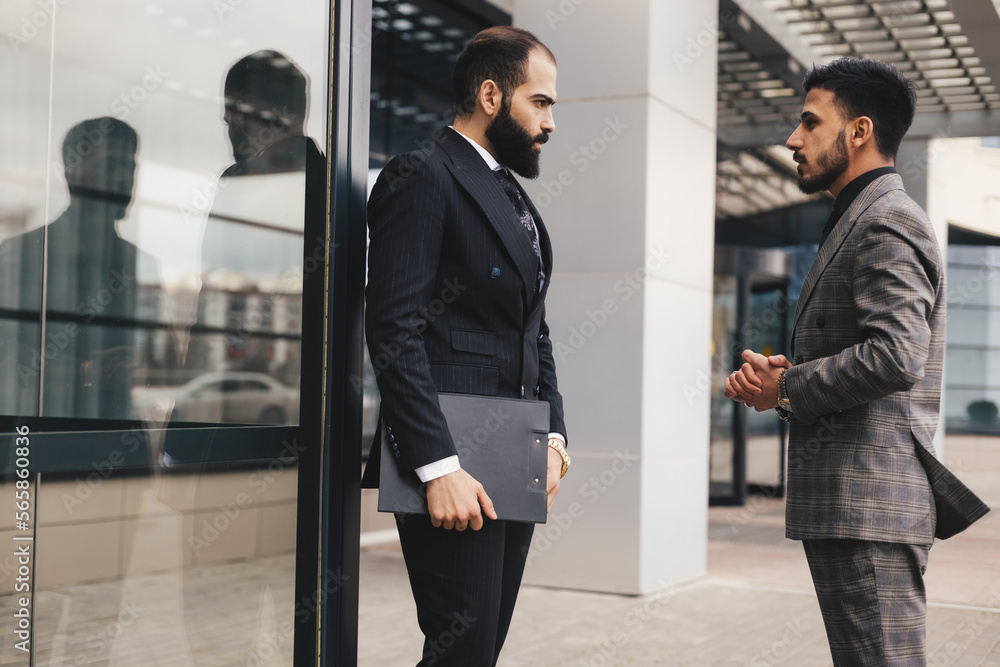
[
  {"xmin": 514, "ymin": 0, "xmax": 718, "ymax": 594},
  {"xmin": 899, "ymin": 136, "xmax": 948, "ymax": 456},
  {"xmin": 898, "ymin": 137, "xmax": 930, "ymax": 212}
]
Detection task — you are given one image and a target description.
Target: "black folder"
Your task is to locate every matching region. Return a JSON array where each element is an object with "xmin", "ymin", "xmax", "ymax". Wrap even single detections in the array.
[{"xmin": 378, "ymin": 393, "xmax": 550, "ymax": 523}]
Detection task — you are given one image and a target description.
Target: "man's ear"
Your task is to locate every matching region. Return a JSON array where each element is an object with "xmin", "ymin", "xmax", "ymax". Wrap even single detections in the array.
[
  {"xmin": 851, "ymin": 116, "xmax": 875, "ymax": 149},
  {"xmin": 478, "ymin": 79, "xmax": 502, "ymax": 118}
]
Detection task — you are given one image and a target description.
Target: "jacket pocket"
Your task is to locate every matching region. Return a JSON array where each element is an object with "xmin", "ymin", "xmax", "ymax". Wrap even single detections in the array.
[
  {"xmin": 451, "ymin": 329, "xmax": 497, "ymax": 356},
  {"xmin": 430, "ymin": 362, "xmax": 499, "ymax": 396}
]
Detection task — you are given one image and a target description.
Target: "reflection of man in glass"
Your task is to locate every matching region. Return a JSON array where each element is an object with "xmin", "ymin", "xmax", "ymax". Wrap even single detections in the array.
[
  {"xmin": 174, "ymin": 50, "xmax": 321, "ymax": 423},
  {"xmin": 169, "ymin": 50, "xmax": 323, "ymax": 664},
  {"xmin": 0, "ymin": 116, "xmax": 155, "ymax": 664},
  {"xmin": 0, "ymin": 117, "xmax": 149, "ymax": 420},
  {"xmin": 222, "ymin": 49, "xmax": 322, "ymax": 177}
]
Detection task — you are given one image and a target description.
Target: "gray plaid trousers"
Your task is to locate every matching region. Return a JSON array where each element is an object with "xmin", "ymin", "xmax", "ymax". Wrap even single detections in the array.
[{"xmin": 803, "ymin": 539, "xmax": 930, "ymax": 666}]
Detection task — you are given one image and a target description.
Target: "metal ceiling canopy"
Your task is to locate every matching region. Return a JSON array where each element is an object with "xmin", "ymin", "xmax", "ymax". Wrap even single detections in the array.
[{"xmin": 717, "ymin": 0, "xmax": 1000, "ymax": 147}]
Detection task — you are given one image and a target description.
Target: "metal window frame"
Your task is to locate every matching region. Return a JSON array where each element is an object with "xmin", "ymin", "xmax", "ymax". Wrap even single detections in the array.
[{"xmin": 293, "ymin": 0, "xmax": 370, "ymax": 664}]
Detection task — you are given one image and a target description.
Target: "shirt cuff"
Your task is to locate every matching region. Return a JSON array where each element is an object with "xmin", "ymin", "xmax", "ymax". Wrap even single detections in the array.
[
  {"xmin": 548, "ymin": 433, "xmax": 566, "ymax": 446},
  {"xmin": 414, "ymin": 455, "xmax": 461, "ymax": 483}
]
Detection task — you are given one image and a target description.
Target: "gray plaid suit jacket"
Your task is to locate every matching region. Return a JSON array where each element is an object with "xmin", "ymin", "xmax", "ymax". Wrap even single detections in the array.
[{"xmin": 784, "ymin": 173, "xmax": 949, "ymax": 547}]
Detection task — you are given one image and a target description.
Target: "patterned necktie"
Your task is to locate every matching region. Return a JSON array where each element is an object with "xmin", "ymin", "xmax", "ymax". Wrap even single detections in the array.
[{"xmin": 494, "ymin": 167, "xmax": 544, "ymax": 293}]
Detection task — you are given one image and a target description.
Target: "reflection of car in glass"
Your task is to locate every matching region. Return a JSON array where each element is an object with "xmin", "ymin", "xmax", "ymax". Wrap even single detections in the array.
[{"xmin": 135, "ymin": 371, "xmax": 299, "ymax": 425}]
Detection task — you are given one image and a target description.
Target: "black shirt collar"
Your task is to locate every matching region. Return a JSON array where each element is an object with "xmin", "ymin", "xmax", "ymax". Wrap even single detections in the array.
[
  {"xmin": 821, "ymin": 166, "xmax": 897, "ymax": 241},
  {"xmin": 834, "ymin": 166, "xmax": 897, "ymax": 215}
]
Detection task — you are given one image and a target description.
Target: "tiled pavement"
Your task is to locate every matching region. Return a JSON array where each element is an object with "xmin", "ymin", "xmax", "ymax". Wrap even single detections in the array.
[
  {"xmin": 360, "ymin": 436, "xmax": 1000, "ymax": 665},
  {"xmin": 0, "ymin": 437, "xmax": 996, "ymax": 665},
  {"xmin": 360, "ymin": 510, "xmax": 1000, "ymax": 666}
]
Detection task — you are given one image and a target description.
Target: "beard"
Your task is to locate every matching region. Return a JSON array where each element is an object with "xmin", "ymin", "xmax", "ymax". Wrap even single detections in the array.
[
  {"xmin": 796, "ymin": 130, "xmax": 850, "ymax": 194},
  {"xmin": 484, "ymin": 101, "xmax": 547, "ymax": 179}
]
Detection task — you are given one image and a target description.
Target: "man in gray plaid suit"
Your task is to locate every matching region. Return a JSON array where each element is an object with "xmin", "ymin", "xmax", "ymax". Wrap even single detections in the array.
[{"xmin": 725, "ymin": 58, "xmax": 988, "ymax": 665}]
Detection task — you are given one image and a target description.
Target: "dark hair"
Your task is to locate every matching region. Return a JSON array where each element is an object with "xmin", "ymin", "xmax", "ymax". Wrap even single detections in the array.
[
  {"xmin": 225, "ymin": 50, "xmax": 308, "ymax": 124},
  {"xmin": 802, "ymin": 58, "xmax": 917, "ymax": 159},
  {"xmin": 452, "ymin": 26, "xmax": 555, "ymax": 118},
  {"xmin": 62, "ymin": 117, "xmax": 138, "ymax": 170}
]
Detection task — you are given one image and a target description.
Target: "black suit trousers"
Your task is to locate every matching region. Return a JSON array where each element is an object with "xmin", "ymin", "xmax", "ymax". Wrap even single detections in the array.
[{"xmin": 395, "ymin": 514, "xmax": 535, "ymax": 667}]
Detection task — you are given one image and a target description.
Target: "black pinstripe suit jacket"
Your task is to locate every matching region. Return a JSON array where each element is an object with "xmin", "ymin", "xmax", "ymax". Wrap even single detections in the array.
[
  {"xmin": 362, "ymin": 127, "xmax": 565, "ymax": 487},
  {"xmin": 785, "ymin": 173, "xmax": 954, "ymax": 546}
]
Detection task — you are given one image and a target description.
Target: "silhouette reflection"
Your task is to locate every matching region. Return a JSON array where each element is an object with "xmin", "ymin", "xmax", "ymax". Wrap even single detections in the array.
[
  {"xmin": 0, "ymin": 117, "xmax": 162, "ymax": 421},
  {"xmin": 223, "ymin": 49, "xmax": 320, "ymax": 177},
  {"xmin": 168, "ymin": 51, "xmax": 322, "ymax": 433},
  {"xmin": 0, "ymin": 116, "xmax": 159, "ymax": 665}
]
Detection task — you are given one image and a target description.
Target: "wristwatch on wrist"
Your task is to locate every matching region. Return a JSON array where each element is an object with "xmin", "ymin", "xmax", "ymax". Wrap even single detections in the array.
[
  {"xmin": 547, "ymin": 438, "xmax": 571, "ymax": 478},
  {"xmin": 776, "ymin": 369, "xmax": 792, "ymax": 422}
]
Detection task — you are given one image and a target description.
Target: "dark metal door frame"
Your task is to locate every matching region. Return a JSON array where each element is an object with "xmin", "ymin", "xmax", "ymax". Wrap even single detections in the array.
[{"xmin": 293, "ymin": 0, "xmax": 371, "ymax": 664}]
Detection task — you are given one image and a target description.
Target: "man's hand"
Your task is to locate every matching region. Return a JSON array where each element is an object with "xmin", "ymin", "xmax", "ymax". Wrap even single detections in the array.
[
  {"xmin": 723, "ymin": 350, "xmax": 791, "ymax": 411},
  {"xmin": 426, "ymin": 469, "xmax": 497, "ymax": 531},
  {"xmin": 546, "ymin": 447, "xmax": 562, "ymax": 512},
  {"xmin": 767, "ymin": 354, "xmax": 792, "ymax": 370}
]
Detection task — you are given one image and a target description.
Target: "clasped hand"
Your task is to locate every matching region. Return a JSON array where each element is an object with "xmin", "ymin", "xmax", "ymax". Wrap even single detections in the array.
[{"xmin": 723, "ymin": 349, "xmax": 791, "ymax": 411}]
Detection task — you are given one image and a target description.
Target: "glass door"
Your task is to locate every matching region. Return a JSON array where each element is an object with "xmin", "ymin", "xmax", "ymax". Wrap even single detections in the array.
[
  {"xmin": 709, "ymin": 274, "xmax": 742, "ymax": 502},
  {"xmin": 744, "ymin": 287, "xmax": 789, "ymax": 496},
  {"xmin": 709, "ymin": 247, "xmax": 790, "ymax": 506},
  {"xmin": 0, "ymin": 0, "xmax": 358, "ymax": 662}
]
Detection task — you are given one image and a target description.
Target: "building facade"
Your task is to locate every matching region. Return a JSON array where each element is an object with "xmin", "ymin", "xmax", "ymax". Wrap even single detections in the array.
[{"xmin": 1, "ymin": 0, "xmax": 999, "ymax": 661}]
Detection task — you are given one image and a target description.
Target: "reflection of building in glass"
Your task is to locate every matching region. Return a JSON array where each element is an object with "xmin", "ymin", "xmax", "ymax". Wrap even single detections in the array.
[
  {"xmin": 131, "ymin": 279, "xmax": 303, "ymax": 391},
  {"xmin": 186, "ymin": 283, "xmax": 303, "ymax": 383}
]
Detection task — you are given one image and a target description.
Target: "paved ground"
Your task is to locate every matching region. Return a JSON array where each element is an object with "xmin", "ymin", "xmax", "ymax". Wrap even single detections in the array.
[
  {"xmin": 360, "ymin": 436, "xmax": 1000, "ymax": 666},
  {"xmin": 0, "ymin": 437, "xmax": 995, "ymax": 665}
]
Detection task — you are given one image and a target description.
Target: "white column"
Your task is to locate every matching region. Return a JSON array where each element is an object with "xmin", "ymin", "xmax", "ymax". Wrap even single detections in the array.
[
  {"xmin": 899, "ymin": 136, "xmax": 948, "ymax": 457},
  {"xmin": 515, "ymin": 0, "xmax": 718, "ymax": 594}
]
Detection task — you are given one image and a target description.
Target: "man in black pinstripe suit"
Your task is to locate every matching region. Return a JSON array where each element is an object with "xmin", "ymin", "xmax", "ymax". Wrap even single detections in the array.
[
  {"xmin": 727, "ymin": 59, "xmax": 988, "ymax": 665},
  {"xmin": 363, "ymin": 26, "xmax": 568, "ymax": 666}
]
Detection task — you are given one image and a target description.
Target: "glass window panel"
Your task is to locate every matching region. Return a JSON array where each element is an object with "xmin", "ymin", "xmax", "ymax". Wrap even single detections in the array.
[
  {"xmin": 946, "ymin": 347, "xmax": 990, "ymax": 389},
  {"xmin": 1, "ymin": 0, "xmax": 329, "ymax": 662},
  {"xmin": 745, "ymin": 289, "xmax": 787, "ymax": 488},
  {"xmin": 709, "ymin": 275, "xmax": 738, "ymax": 497},
  {"xmin": 945, "ymin": 244, "xmax": 1000, "ymax": 434},
  {"xmin": 946, "ymin": 388, "xmax": 1000, "ymax": 429}
]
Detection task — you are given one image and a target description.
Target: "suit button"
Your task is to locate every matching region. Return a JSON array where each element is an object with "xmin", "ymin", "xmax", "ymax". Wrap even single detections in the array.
[
  {"xmin": 490, "ymin": 267, "xmax": 501, "ymax": 279},
  {"xmin": 816, "ymin": 315, "xmax": 826, "ymax": 327},
  {"xmin": 394, "ymin": 451, "xmax": 401, "ymax": 459},
  {"xmin": 520, "ymin": 386, "xmax": 525, "ymax": 398},
  {"xmin": 534, "ymin": 385, "xmax": 540, "ymax": 397}
]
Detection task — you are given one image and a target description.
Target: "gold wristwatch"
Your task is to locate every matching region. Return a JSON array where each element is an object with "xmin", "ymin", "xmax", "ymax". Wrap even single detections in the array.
[
  {"xmin": 776, "ymin": 369, "xmax": 792, "ymax": 422},
  {"xmin": 547, "ymin": 438, "xmax": 571, "ymax": 478}
]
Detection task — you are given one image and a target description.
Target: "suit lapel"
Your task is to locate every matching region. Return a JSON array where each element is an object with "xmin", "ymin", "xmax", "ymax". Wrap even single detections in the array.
[
  {"xmin": 438, "ymin": 129, "xmax": 539, "ymax": 307},
  {"xmin": 792, "ymin": 174, "xmax": 903, "ymax": 336}
]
